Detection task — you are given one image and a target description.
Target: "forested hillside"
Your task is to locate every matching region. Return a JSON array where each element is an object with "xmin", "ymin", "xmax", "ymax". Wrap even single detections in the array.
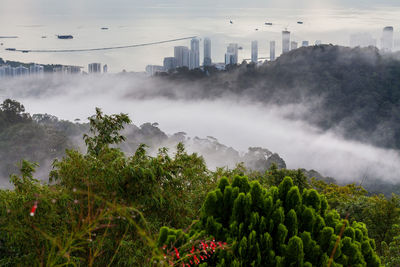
[
  {"xmin": 0, "ymin": 99, "xmax": 286, "ymax": 187},
  {"xmin": 157, "ymin": 45, "xmax": 400, "ymax": 151},
  {"xmin": 1, "ymin": 108, "xmax": 399, "ymax": 266}
]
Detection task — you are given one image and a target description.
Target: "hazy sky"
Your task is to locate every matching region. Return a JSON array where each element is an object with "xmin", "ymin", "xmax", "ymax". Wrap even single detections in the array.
[{"xmin": 1, "ymin": 0, "xmax": 400, "ymax": 10}]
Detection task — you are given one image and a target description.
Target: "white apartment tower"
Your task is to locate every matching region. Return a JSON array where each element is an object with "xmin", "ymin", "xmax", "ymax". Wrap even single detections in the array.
[
  {"xmin": 270, "ymin": 41, "xmax": 276, "ymax": 61},
  {"xmin": 88, "ymin": 63, "xmax": 101, "ymax": 73},
  {"xmin": 381, "ymin": 26, "xmax": 394, "ymax": 52},
  {"xmin": 282, "ymin": 30, "xmax": 291, "ymax": 54},
  {"xmin": 291, "ymin": 41, "xmax": 298, "ymax": 50},
  {"xmin": 203, "ymin": 38, "xmax": 212, "ymax": 66},
  {"xmin": 174, "ymin": 46, "xmax": 190, "ymax": 68},
  {"xmin": 29, "ymin": 64, "xmax": 44, "ymax": 75},
  {"xmin": 225, "ymin": 43, "xmax": 238, "ymax": 65},
  {"xmin": 251, "ymin": 40, "xmax": 258, "ymax": 63},
  {"xmin": 15, "ymin": 65, "xmax": 29, "ymax": 76},
  {"xmin": 190, "ymin": 38, "xmax": 200, "ymax": 69},
  {"xmin": 163, "ymin": 57, "xmax": 177, "ymax": 71}
]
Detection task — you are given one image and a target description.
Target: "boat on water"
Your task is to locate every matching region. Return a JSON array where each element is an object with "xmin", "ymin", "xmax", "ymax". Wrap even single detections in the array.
[{"xmin": 57, "ymin": 35, "xmax": 73, "ymax": 39}]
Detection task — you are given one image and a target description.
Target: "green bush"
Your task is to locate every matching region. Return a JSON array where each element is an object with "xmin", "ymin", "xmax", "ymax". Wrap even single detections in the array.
[
  {"xmin": 158, "ymin": 176, "xmax": 382, "ymax": 266},
  {"xmin": 0, "ymin": 108, "xmax": 217, "ymax": 266}
]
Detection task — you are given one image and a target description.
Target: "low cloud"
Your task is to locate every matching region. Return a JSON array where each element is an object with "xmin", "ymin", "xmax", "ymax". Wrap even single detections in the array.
[{"xmin": 0, "ymin": 73, "xmax": 399, "ymax": 184}]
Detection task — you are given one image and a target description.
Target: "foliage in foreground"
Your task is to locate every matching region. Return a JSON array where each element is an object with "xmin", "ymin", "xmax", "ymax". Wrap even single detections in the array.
[
  {"xmin": 0, "ymin": 108, "xmax": 216, "ymax": 266},
  {"xmin": 158, "ymin": 176, "xmax": 382, "ymax": 266},
  {"xmin": 1, "ymin": 107, "xmax": 399, "ymax": 266}
]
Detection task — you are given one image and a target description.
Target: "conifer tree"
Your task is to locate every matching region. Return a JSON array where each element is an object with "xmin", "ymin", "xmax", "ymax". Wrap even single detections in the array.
[{"xmin": 158, "ymin": 176, "xmax": 382, "ymax": 266}]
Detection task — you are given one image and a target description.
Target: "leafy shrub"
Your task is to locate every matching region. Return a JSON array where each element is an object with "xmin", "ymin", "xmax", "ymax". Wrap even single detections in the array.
[{"xmin": 158, "ymin": 176, "xmax": 382, "ymax": 266}]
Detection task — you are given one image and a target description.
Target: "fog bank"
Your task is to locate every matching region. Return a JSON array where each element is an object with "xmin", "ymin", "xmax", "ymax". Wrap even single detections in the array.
[{"xmin": 0, "ymin": 74, "xmax": 399, "ymax": 183}]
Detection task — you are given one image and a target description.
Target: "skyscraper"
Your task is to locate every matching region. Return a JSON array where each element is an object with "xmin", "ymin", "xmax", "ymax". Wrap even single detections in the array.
[
  {"xmin": 190, "ymin": 38, "xmax": 200, "ymax": 69},
  {"xmin": 145, "ymin": 65, "xmax": 164, "ymax": 76},
  {"xmin": 225, "ymin": 43, "xmax": 238, "ymax": 65},
  {"xmin": 203, "ymin": 38, "xmax": 212, "ymax": 66},
  {"xmin": 291, "ymin": 41, "xmax": 298, "ymax": 50},
  {"xmin": 163, "ymin": 57, "xmax": 177, "ymax": 72},
  {"xmin": 381, "ymin": 26, "xmax": 394, "ymax": 52},
  {"xmin": 0, "ymin": 66, "xmax": 5, "ymax": 78},
  {"xmin": 174, "ymin": 46, "xmax": 190, "ymax": 68},
  {"xmin": 29, "ymin": 64, "xmax": 44, "ymax": 75},
  {"xmin": 4, "ymin": 65, "xmax": 14, "ymax": 76},
  {"xmin": 282, "ymin": 30, "xmax": 290, "ymax": 53},
  {"xmin": 14, "ymin": 65, "xmax": 29, "ymax": 76},
  {"xmin": 88, "ymin": 63, "xmax": 101, "ymax": 73},
  {"xmin": 270, "ymin": 41, "xmax": 276, "ymax": 61},
  {"xmin": 251, "ymin": 41, "xmax": 258, "ymax": 63}
]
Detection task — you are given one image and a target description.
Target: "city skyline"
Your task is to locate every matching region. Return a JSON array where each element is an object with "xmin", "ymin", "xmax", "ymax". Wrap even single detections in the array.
[
  {"xmin": 2, "ymin": 1, "xmax": 400, "ymax": 72},
  {"xmin": 1, "ymin": 23, "xmax": 398, "ymax": 78}
]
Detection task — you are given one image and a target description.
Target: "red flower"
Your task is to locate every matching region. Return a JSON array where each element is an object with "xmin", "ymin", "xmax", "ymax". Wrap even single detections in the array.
[
  {"xmin": 174, "ymin": 247, "xmax": 180, "ymax": 259},
  {"xmin": 30, "ymin": 201, "xmax": 38, "ymax": 216}
]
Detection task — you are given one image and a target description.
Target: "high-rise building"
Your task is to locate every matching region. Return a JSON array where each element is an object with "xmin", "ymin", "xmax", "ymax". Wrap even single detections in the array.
[
  {"xmin": 0, "ymin": 66, "xmax": 6, "ymax": 78},
  {"xmin": 66, "ymin": 66, "xmax": 82, "ymax": 74},
  {"xmin": 103, "ymin": 64, "xmax": 108, "ymax": 73},
  {"xmin": 270, "ymin": 41, "xmax": 276, "ymax": 61},
  {"xmin": 282, "ymin": 30, "xmax": 290, "ymax": 54},
  {"xmin": 53, "ymin": 67, "xmax": 63, "ymax": 73},
  {"xmin": 145, "ymin": 65, "xmax": 164, "ymax": 76},
  {"xmin": 203, "ymin": 38, "xmax": 212, "ymax": 66},
  {"xmin": 381, "ymin": 26, "xmax": 394, "ymax": 52},
  {"xmin": 163, "ymin": 57, "xmax": 177, "ymax": 72},
  {"xmin": 88, "ymin": 63, "xmax": 101, "ymax": 73},
  {"xmin": 29, "ymin": 64, "xmax": 44, "ymax": 75},
  {"xmin": 225, "ymin": 43, "xmax": 238, "ymax": 65},
  {"xmin": 251, "ymin": 40, "xmax": 258, "ymax": 63},
  {"xmin": 190, "ymin": 38, "xmax": 200, "ymax": 69},
  {"xmin": 53, "ymin": 66, "xmax": 81, "ymax": 74},
  {"xmin": 302, "ymin": 41, "xmax": 309, "ymax": 47},
  {"xmin": 14, "ymin": 65, "xmax": 29, "ymax": 76},
  {"xmin": 291, "ymin": 41, "xmax": 298, "ymax": 50},
  {"xmin": 5, "ymin": 65, "xmax": 14, "ymax": 76},
  {"xmin": 174, "ymin": 46, "xmax": 190, "ymax": 68}
]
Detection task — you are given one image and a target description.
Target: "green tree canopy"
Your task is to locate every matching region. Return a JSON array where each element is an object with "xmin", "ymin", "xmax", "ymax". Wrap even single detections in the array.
[{"xmin": 158, "ymin": 176, "xmax": 382, "ymax": 266}]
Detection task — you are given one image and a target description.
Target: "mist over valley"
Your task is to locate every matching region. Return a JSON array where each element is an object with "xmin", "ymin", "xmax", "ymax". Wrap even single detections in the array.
[{"xmin": 1, "ymin": 45, "xmax": 399, "ymax": 192}]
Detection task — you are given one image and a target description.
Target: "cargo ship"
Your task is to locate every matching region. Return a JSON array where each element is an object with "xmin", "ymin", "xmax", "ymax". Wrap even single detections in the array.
[{"xmin": 57, "ymin": 35, "xmax": 73, "ymax": 39}]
